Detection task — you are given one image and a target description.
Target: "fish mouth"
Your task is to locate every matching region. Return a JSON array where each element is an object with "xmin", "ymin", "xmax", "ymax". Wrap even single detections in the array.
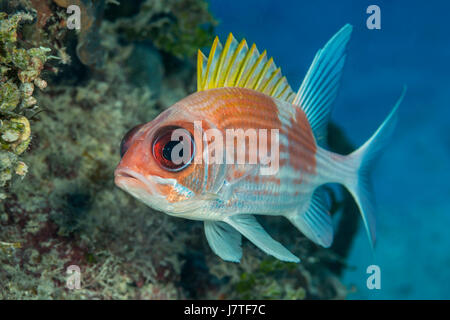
[{"xmin": 114, "ymin": 168, "xmax": 164, "ymax": 199}]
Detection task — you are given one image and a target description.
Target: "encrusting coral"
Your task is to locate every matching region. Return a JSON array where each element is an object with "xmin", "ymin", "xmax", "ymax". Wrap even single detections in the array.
[{"xmin": 0, "ymin": 11, "xmax": 50, "ymax": 200}]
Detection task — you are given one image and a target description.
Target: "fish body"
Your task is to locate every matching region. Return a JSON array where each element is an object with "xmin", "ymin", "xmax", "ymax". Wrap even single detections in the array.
[{"xmin": 115, "ymin": 24, "xmax": 404, "ymax": 262}]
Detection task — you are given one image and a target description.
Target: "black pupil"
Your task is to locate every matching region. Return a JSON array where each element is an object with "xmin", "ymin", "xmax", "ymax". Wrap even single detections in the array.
[{"xmin": 162, "ymin": 140, "xmax": 182, "ymax": 161}]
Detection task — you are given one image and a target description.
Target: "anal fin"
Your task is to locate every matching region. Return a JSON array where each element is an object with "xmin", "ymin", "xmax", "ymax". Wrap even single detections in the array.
[{"xmin": 287, "ymin": 190, "xmax": 334, "ymax": 248}]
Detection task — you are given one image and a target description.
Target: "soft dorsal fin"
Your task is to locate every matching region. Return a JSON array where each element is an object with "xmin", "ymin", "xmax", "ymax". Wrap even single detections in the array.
[
  {"xmin": 197, "ymin": 33, "xmax": 296, "ymax": 103},
  {"xmin": 293, "ymin": 24, "xmax": 353, "ymax": 144}
]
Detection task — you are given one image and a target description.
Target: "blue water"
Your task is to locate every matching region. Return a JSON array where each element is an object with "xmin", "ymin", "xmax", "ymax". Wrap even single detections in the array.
[{"xmin": 210, "ymin": 0, "xmax": 450, "ymax": 299}]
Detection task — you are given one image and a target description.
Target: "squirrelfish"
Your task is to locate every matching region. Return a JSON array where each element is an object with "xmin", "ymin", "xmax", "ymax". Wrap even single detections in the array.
[{"xmin": 114, "ymin": 24, "xmax": 404, "ymax": 262}]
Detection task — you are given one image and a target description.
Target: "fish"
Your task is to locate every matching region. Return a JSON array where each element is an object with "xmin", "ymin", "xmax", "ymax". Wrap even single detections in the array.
[{"xmin": 114, "ymin": 24, "xmax": 405, "ymax": 263}]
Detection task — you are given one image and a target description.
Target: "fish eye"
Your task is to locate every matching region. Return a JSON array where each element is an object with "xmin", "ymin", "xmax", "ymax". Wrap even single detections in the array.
[
  {"xmin": 152, "ymin": 126, "xmax": 195, "ymax": 172},
  {"xmin": 120, "ymin": 124, "xmax": 145, "ymax": 157}
]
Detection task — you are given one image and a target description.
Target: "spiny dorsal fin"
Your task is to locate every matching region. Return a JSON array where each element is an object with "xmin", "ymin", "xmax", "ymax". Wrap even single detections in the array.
[{"xmin": 197, "ymin": 33, "xmax": 296, "ymax": 103}]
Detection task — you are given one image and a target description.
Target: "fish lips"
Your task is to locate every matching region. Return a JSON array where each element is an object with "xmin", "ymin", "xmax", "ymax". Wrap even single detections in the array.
[{"xmin": 114, "ymin": 168, "xmax": 166, "ymax": 204}]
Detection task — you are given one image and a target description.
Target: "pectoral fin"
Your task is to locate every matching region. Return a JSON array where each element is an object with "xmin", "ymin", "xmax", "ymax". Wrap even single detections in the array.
[
  {"xmin": 225, "ymin": 215, "xmax": 300, "ymax": 263},
  {"xmin": 204, "ymin": 221, "xmax": 242, "ymax": 262}
]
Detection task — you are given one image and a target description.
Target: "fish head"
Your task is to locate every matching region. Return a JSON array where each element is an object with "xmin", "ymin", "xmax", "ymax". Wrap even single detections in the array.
[{"xmin": 114, "ymin": 93, "xmax": 224, "ymax": 217}]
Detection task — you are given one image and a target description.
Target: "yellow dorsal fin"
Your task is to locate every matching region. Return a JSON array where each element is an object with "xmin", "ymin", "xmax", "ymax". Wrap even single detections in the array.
[{"xmin": 197, "ymin": 33, "xmax": 295, "ymax": 103}]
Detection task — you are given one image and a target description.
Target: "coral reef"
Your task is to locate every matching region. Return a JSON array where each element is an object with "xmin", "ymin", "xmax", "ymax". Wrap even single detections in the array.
[
  {"xmin": 0, "ymin": 0, "xmax": 355, "ymax": 300},
  {"xmin": 105, "ymin": 0, "xmax": 217, "ymax": 58},
  {"xmin": 0, "ymin": 10, "xmax": 50, "ymax": 200},
  {"xmin": 0, "ymin": 15, "xmax": 189, "ymax": 298},
  {"xmin": 182, "ymin": 218, "xmax": 348, "ymax": 299},
  {"xmin": 52, "ymin": 0, "xmax": 106, "ymax": 67}
]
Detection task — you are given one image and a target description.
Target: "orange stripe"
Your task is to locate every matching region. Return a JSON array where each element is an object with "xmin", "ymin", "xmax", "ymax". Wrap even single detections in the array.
[
  {"xmin": 245, "ymin": 174, "xmax": 281, "ymax": 185},
  {"xmin": 174, "ymin": 87, "xmax": 316, "ymax": 188},
  {"xmin": 285, "ymin": 108, "xmax": 316, "ymax": 173}
]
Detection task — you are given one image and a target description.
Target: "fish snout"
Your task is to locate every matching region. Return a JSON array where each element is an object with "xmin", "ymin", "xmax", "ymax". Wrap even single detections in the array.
[{"xmin": 114, "ymin": 167, "xmax": 164, "ymax": 200}]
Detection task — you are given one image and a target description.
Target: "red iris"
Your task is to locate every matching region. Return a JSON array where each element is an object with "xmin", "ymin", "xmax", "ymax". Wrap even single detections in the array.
[{"xmin": 152, "ymin": 126, "xmax": 194, "ymax": 172}]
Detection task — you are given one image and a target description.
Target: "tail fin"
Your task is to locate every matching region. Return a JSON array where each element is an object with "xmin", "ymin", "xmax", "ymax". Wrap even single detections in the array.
[{"xmin": 340, "ymin": 88, "xmax": 406, "ymax": 247}]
